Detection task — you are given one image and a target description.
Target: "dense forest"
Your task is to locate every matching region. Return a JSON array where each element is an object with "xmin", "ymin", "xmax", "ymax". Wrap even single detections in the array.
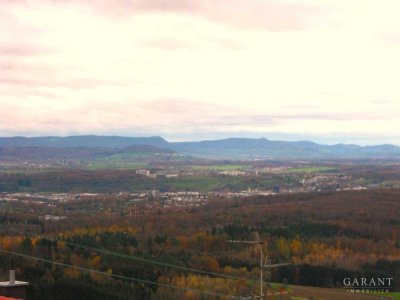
[{"xmin": 0, "ymin": 189, "xmax": 399, "ymax": 299}]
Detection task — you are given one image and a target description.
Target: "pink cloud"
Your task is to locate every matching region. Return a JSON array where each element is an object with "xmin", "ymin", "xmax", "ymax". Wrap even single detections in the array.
[
  {"xmin": 0, "ymin": 44, "xmax": 49, "ymax": 57},
  {"xmin": 0, "ymin": 57, "xmax": 139, "ymax": 90},
  {"xmin": 382, "ymin": 33, "xmax": 400, "ymax": 43},
  {"xmin": 0, "ymin": 75, "xmax": 135, "ymax": 89},
  {"xmin": 141, "ymin": 39, "xmax": 197, "ymax": 51},
  {"xmin": 29, "ymin": 0, "xmax": 324, "ymax": 31},
  {"xmin": 0, "ymin": 96, "xmax": 398, "ymax": 142}
]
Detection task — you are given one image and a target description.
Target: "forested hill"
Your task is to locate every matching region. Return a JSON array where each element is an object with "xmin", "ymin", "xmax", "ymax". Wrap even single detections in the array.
[
  {"xmin": 170, "ymin": 138, "xmax": 400, "ymax": 159},
  {"xmin": 0, "ymin": 144, "xmax": 175, "ymax": 160},
  {"xmin": 0, "ymin": 136, "xmax": 169, "ymax": 148},
  {"xmin": 1, "ymin": 135, "xmax": 400, "ymax": 160}
]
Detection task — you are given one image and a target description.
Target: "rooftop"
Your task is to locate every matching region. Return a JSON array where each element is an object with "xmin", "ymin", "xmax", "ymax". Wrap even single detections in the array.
[{"xmin": 0, "ymin": 281, "xmax": 29, "ymax": 287}]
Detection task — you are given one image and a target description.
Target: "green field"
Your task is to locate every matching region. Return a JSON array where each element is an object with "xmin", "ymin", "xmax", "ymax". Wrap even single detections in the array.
[
  {"xmin": 290, "ymin": 285, "xmax": 399, "ymax": 300},
  {"xmin": 162, "ymin": 175, "xmax": 281, "ymax": 192},
  {"xmin": 188, "ymin": 164, "xmax": 249, "ymax": 171},
  {"xmin": 82, "ymin": 161, "xmax": 149, "ymax": 170},
  {"xmin": 286, "ymin": 166, "xmax": 337, "ymax": 173},
  {"xmin": 81, "ymin": 153, "xmax": 156, "ymax": 170},
  {"xmin": 389, "ymin": 292, "xmax": 400, "ymax": 300}
]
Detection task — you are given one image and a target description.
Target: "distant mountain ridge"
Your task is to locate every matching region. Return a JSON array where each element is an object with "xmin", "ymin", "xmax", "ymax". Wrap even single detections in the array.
[
  {"xmin": 171, "ymin": 138, "xmax": 400, "ymax": 159},
  {"xmin": 0, "ymin": 135, "xmax": 399, "ymax": 160},
  {"xmin": 0, "ymin": 135, "xmax": 169, "ymax": 148},
  {"xmin": 0, "ymin": 144, "xmax": 175, "ymax": 160}
]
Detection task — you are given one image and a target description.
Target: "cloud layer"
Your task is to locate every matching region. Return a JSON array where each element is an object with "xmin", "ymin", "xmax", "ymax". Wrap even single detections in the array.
[{"xmin": 1, "ymin": 0, "xmax": 400, "ymax": 144}]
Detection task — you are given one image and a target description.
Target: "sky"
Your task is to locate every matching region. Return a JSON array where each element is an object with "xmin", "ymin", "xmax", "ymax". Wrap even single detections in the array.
[{"xmin": 1, "ymin": 0, "xmax": 400, "ymax": 144}]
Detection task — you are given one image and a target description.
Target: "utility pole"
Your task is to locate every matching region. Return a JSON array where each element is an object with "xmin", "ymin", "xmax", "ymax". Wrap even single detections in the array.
[{"xmin": 228, "ymin": 232, "xmax": 290, "ymax": 299}]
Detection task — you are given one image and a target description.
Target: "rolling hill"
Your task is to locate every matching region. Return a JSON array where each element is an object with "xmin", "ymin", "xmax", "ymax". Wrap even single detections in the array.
[{"xmin": 1, "ymin": 136, "xmax": 400, "ymax": 160}]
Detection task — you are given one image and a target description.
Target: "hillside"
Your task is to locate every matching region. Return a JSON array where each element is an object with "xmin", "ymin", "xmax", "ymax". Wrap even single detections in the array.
[
  {"xmin": 1, "ymin": 136, "xmax": 400, "ymax": 160},
  {"xmin": 0, "ymin": 145, "xmax": 175, "ymax": 161},
  {"xmin": 170, "ymin": 138, "xmax": 400, "ymax": 159},
  {"xmin": 0, "ymin": 136, "xmax": 169, "ymax": 148}
]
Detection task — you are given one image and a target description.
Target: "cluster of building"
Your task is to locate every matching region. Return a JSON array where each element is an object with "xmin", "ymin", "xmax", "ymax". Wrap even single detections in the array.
[
  {"xmin": 39, "ymin": 215, "xmax": 67, "ymax": 221},
  {"xmin": 0, "ymin": 192, "xmax": 99, "ymax": 203},
  {"xmin": 136, "ymin": 168, "xmax": 254, "ymax": 178},
  {"xmin": 135, "ymin": 169, "xmax": 179, "ymax": 178},
  {"xmin": 297, "ymin": 174, "xmax": 365, "ymax": 192}
]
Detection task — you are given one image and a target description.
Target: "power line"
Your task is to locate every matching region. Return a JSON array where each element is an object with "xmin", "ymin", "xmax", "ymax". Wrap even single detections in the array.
[
  {"xmin": 228, "ymin": 232, "xmax": 290, "ymax": 300},
  {"xmin": 0, "ymin": 248, "xmax": 232, "ymax": 299},
  {"xmin": 0, "ymin": 224, "xmax": 254, "ymax": 283}
]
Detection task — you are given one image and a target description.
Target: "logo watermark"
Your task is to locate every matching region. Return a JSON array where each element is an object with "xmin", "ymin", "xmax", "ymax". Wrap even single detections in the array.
[{"xmin": 343, "ymin": 277, "xmax": 394, "ymax": 294}]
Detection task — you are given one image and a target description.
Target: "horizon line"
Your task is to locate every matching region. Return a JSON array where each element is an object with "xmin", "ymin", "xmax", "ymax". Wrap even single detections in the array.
[{"xmin": 0, "ymin": 134, "xmax": 398, "ymax": 148}]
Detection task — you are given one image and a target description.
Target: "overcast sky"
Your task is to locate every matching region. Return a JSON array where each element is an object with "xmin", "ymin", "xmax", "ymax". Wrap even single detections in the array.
[{"xmin": 1, "ymin": 0, "xmax": 400, "ymax": 144}]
